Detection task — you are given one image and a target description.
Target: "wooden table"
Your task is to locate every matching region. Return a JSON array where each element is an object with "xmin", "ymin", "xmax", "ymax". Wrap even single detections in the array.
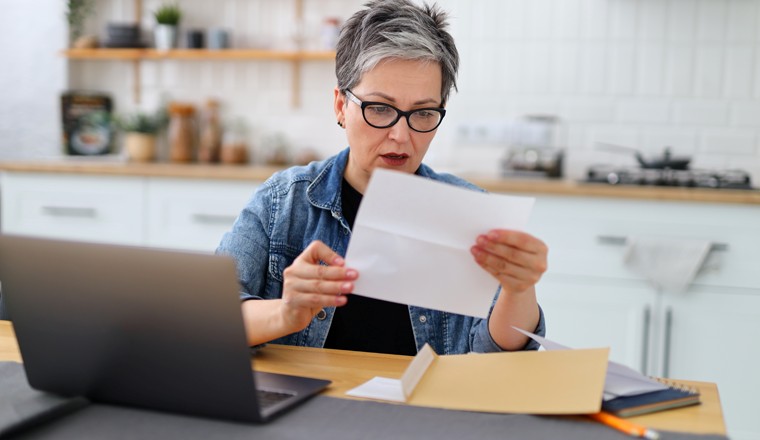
[{"xmin": 0, "ymin": 321, "xmax": 726, "ymax": 435}]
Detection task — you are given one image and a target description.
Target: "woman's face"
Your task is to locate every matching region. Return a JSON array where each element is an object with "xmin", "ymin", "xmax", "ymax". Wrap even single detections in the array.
[{"xmin": 334, "ymin": 58, "xmax": 443, "ymax": 193}]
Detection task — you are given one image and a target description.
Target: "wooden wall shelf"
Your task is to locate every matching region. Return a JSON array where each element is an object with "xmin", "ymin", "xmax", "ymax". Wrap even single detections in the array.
[
  {"xmin": 62, "ymin": 48, "xmax": 336, "ymax": 106},
  {"xmin": 63, "ymin": 49, "xmax": 336, "ymax": 61}
]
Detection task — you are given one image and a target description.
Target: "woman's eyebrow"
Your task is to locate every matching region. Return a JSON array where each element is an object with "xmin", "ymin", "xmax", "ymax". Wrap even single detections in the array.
[{"xmin": 364, "ymin": 91, "xmax": 439, "ymax": 106}]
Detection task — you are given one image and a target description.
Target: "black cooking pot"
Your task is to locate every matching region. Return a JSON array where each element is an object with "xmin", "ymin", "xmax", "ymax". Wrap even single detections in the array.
[{"xmin": 596, "ymin": 143, "xmax": 691, "ymax": 170}]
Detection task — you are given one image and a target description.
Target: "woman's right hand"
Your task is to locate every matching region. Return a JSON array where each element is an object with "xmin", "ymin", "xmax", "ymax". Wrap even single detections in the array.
[{"xmin": 279, "ymin": 240, "xmax": 357, "ymax": 332}]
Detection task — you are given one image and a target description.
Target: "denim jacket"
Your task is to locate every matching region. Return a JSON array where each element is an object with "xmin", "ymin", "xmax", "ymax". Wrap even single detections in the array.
[{"xmin": 217, "ymin": 147, "xmax": 545, "ymax": 354}]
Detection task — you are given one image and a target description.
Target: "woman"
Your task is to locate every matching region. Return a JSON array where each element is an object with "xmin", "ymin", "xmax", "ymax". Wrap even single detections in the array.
[{"xmin": 217, "ymin": 0, "xmax": 547, "ymax": 355}]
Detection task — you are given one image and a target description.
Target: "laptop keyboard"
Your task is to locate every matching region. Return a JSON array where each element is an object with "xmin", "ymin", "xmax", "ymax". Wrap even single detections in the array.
[{"xmin": 257, "ymin": 389, "xmax": 297, "ymax": 409}]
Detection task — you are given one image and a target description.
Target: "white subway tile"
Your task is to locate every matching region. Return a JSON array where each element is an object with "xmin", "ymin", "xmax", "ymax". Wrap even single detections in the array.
[
  {"xmin": 668, "ymin": 0, "xmax": 697, "ymax": 42},
  {"xmin": 727, "ymin": 0, "xmax": 757, "ymax": 42},
  {"xmin": 525, "ymin": 42, "xmax": 552, "ymax": 94},
  {"xmin": 637, "ymin": 44, "xmax": 665, "ymax": 96},
  {"xmin": 700, "ymin": 130, "xmax": 757, "ymax": 154},
  {"xmin": 497, "ymin": 44, "xmax": 528, "ymax": 94},
  {"xmin": 637, "ymin": 0, "xmax": 667, "ymax": 42},
  {"xmin": 560, "ymin": 98, "xmax": 615, "ymax": 122},
  {"xmin": 697, "ymin": 0, "xmax": 727, "ymax": 42},
  {"xmin": 609, "ymin": 0, "xmax": 638, "ymax": 40},
  {"xmin": 551, "ymin": 43, "xmax": 580, "ymax": 93},
  {"xmin": 580, "ymin": 0, "xmax": 609, "ymax": 40},
  {"xmin": 526, "ymin": 0, "xmax": 556, "ymax": 39},
  {"xmin": 674, "ymin": 100, "xmax": 729, "ymax": 125},
  {"xmin": 553, "ymin": 0, "xmax": 582, "ymax": 40},
  {"xmin": 580, "ymin": 43, "xmax": 607, "ymax": 94},
  {"xmin": 664, "ymin": 44, "xmax": 695, "ymax": 96},
  {"xmin": 498, "ymin": 0, "xmax": 528, "ymax": 40},
  {"xmin": 724, "ymin": 45, "xmax": 754, "ymax": 98},
  {"xmin": 617, "ymin": 99, "xmax": 671, "ymax": 124},
  {"xmin": 730, "ymin": 102, "xmax": 760, "ymax": 127},
  {"xmin": 608, "ymin": 43, "xmax": 636, "ymax": 94},
  {"xmin": 694, "ymin": 44, "xmax": 724, "ymax": 97}
]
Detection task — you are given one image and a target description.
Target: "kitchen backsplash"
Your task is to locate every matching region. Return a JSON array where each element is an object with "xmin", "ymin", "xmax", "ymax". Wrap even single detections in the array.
[{"xmin": 3, "ymin": 0, "xmax": 759, "ymax": 184}]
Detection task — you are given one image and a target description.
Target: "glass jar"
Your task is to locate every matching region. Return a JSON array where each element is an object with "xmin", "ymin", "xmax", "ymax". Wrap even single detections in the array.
[{"xmin": 168, "ymin": 103, "xmax": 196, "ymax": 163}]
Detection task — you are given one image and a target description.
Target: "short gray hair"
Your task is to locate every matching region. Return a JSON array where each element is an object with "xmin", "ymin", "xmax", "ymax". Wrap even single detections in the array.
[{"xmin": 336, "ymin": 0, "xmax": 459, "ymax": 106}]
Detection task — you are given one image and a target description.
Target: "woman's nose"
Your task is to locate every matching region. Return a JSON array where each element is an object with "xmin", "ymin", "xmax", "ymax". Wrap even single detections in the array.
[{"xmin": 388, "ymin": 116, "xmax": 413, "ymax": 143}]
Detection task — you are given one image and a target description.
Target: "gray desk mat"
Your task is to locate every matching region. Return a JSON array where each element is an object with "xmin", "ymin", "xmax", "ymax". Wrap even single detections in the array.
[{"xmin": 1, "ymin": 361, "xmax": 729, "ymax": 440}]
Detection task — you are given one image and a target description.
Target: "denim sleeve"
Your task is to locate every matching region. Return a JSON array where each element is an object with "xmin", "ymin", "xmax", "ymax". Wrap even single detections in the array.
[
  {"xmin": 471, "ymin": 303, "xmax": 546, "ymax": 353},
  {"xmin": 216, "ymin": 184, "xmax": 273, "ymax": 301}
]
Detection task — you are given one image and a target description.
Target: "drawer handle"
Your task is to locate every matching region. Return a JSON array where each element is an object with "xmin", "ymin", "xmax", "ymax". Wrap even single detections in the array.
[
  {"xmin": 597, "ymin": 235, "xmax": 728, "ymax": 252},
  {"xmin": 41, "ymin": 206, "xmax": 97, "ymax": 218},
  {"xmin": 191, "ymin": 213, "xmax": 237, "ymax": 225}
]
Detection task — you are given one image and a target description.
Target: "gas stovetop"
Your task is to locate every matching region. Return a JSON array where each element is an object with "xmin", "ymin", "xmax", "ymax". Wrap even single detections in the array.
[{"xmin": 585, "ymin": 165, "xmax": 754, "ymax": 190}]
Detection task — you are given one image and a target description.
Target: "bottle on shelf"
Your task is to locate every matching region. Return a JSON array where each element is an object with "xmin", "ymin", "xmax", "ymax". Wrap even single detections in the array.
[
  {"xmin": 168, "ymin": 103, "xmax": 197, "ymax": 163},
  {"xmin": 198, "ymin": 99, "xmax": 222, "ymax": 163}
]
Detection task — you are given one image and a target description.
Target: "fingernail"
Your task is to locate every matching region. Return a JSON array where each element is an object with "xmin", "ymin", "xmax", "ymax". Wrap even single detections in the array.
[
  {"xmin": 345, "ymin": 269, "xmax": 358, "ymax": 279},
  {"xmin": 488, "ymin": 231, "xmax": 499, "ymax": 240},
  {"xmin": 336, "ymin": 295, "xmax": 347, "ymax": 306},
  {"xmin": 333, "ymin": 256, "xmax": 345, "ymax": 265},
  {"xmin": 341, "ymin": 282, "xmax": 353, "ymax": 293},
  {"xmin": 477, "ymin": 236, "xmax": 487, "ymax": 245}
]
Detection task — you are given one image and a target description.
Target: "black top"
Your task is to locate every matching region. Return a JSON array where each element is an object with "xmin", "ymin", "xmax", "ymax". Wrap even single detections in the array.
[{"xmin": 323, "ymin": 178, "xmax": 417, "ymax": 355}]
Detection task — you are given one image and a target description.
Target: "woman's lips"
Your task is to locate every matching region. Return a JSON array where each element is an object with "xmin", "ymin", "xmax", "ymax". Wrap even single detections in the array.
[{"xmin": 380, "ymin": 153, "xmax": 409, "ymax": 166}]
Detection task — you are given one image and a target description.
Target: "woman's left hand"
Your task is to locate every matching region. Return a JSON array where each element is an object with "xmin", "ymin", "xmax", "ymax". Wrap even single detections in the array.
[{"xmin": 471, "ymin": 229, "xmax": 548, "ymax": 295}]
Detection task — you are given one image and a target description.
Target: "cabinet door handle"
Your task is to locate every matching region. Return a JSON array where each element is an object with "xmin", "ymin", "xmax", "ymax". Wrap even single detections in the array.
[
  {"xmin": 641, "ymin": 305, "xmax": 651, "ymax": 375},
  {"xmin": 597, "ymin": 235, "xmax": 729, "ymax": 251},
  {"xmin": 191, "ymin": 213, "xmax": 237, "ymax": 225},
  {"xmin": 663, "ymin": 307, "xmax": 673, "ymax": 378},
  {"xmin": 41, "ymin": 206, "xmax": 97, "ymax": 218}
]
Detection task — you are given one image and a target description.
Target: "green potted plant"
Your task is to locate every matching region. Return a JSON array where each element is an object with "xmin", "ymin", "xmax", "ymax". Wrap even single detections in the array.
[
  {"xmin": 153, "ymin": 3, "xmax": 182, "ymax": 50},
  {"xmin": 66, "ymin": 0, "xmax": 96, "ymax": 48},
  {"xmin": 114, "ymin": 110, "xmax": 168, "ymax": 162}
]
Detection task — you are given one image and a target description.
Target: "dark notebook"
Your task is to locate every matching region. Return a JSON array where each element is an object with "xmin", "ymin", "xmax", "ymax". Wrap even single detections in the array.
[
  {"xmin": 0, "ymin": 362, "xmax": 89, "ymax": 438},
  {"xmin": 602, "ymin": 380, "xmax": 701, "ymax": 417}
]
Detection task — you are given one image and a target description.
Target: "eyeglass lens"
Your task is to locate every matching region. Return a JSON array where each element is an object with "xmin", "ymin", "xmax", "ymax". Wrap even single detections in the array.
[{"xmin": 363, "ymin": 105, "xmax": 442, "ymax": 132}]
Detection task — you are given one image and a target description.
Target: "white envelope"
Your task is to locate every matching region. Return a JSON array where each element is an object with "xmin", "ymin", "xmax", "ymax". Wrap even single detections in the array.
[{"xmin": 344, "ymin": 169, "xmax": 535, "ymax": 318}]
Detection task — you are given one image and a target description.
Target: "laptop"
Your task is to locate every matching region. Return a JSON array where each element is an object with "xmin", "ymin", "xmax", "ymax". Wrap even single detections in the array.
[{"xmin": 0, "ymin": 234, "xmax": 331, "ymax": 423}]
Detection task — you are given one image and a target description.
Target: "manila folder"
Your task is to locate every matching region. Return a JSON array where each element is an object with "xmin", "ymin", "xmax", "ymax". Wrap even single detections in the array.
[{"xmin": 408, "ymin": 348, "xmax": 609, "ymax": 414}]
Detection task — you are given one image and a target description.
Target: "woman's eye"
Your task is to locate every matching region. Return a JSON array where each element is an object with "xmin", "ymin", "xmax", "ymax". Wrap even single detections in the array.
[{"xmin": 368, "ymin": 105, "xmax": 393, "ymax": 115}]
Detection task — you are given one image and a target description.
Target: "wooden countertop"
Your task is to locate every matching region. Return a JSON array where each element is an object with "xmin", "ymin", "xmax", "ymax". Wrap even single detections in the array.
[
  {"xmin": 0, "ymin": 321, "xmax": 727, "ymax": 435},
  {"xmin": 1, "ymin": 159, "xmax": 758, "ymax": 205}
]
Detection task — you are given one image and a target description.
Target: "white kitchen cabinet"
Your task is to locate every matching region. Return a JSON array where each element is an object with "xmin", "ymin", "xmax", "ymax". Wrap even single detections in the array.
[
  {"xmin": 528, "ymin": 195, "xmax": 760, "ymax": 440},
  {"xmin": 0, "ymin": 172, "xmax": 145, "ymax": 245},
  {"xmin": 146, "ymin": 178, "xmax": 256, "ymax": 252},
  {"xmin": 0, "ymin": 171, "xmax": 259, "ymax": 253}
]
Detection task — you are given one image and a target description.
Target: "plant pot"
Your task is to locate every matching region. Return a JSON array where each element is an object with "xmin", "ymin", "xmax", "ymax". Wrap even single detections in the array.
[
  {"xmin": 154, "ymin": 24, "xmax": 177, "ymax": 50},
  {"xmin": 125, "ymin": 132, "xmax": 157, "ymax": 162}
]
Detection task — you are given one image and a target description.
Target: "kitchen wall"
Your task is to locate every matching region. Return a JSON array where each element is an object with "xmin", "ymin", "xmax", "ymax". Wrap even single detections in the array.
[
  {"xmin": 2, "ymin": 0, "xmax": 759, "ymax": 183},
  {"xmin": 0, "ymin": 0, "xmax": 66, "ymax": 159}
]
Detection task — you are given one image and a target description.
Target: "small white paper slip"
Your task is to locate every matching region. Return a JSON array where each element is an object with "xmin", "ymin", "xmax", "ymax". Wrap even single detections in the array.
[
  {"xmin": 511, "ymin": 327, "xmax": 667, "ymax": 399},
  {"xmin": 346, "ymin": 344, "xmax": 436, "ymax": 402},
  {"xmin": 344, "ymin": 169, "xmax": 535, "ymax": 318}
]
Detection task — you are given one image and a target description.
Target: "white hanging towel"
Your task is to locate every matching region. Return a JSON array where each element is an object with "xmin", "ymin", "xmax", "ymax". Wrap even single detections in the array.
[{"xmin": 623, "ymin": 236, "xmax": 713, "ymax": 293}]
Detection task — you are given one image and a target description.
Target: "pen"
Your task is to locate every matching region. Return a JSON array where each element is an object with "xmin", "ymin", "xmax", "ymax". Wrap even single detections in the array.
[{"xmin": 588, "ymin": 411, "xmax": 660, "ymax": 440}]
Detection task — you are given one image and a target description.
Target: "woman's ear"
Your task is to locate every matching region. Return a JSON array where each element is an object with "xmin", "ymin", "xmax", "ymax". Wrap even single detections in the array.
[{"xmin": 333, "ymin": 87, "xmax": 346, "ymax": 127}]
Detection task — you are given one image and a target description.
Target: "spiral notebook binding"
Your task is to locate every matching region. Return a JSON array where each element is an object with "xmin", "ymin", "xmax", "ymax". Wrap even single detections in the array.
[{"xmin": 651, "ymin": 377, "xmax": 699, "ymax": 395}]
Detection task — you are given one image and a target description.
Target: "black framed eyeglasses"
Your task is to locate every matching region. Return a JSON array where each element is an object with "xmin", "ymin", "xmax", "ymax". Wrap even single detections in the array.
[{"xmin": 344, "ymin": 90, "xmax": 446, "ymax": 133}]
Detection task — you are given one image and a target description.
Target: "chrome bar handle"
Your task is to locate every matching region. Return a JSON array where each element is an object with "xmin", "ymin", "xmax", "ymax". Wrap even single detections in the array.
[
  {"xmin": 641, "ymin": 305, "xmax": 651, "ymax": 375},
  {"xmin": 41, "ymin": 206, "xmax": 97, "ymax": 218},
  {"xmin": 597, "ymin": 235, "xmax": 729, "ymax": 251},
  {"xmin": 191, "ymin": 213, "xmax": 238, "ymax": 225},
  {"xmin": 663, "ymin": 307, "xmax": 674, "ymax": 378}
]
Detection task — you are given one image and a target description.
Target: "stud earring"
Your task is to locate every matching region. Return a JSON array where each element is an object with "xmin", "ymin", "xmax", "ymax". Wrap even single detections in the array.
[{"xmin": 337, "ymin": 121, "xmax": 344, "ymax": 128}]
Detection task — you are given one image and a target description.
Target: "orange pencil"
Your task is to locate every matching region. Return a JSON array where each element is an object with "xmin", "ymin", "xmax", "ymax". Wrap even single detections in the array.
[{"xmin": 588, "ymin": 411, "xmax": 660, "ymax": 440}]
